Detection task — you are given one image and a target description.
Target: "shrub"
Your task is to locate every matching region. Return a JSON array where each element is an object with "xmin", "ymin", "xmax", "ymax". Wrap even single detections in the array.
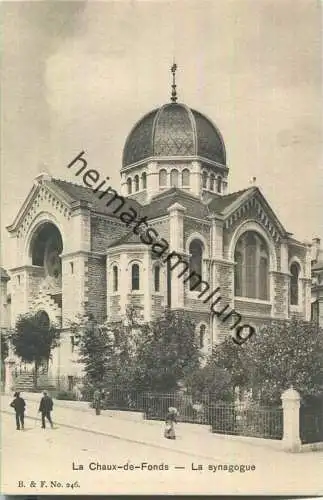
[{"xmin": 55, "ymin": 390, "xmax": 77, "ymax": 401}]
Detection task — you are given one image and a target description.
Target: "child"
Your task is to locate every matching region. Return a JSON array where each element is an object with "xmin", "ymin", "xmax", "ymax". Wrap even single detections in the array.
[{"xmin": 164, "ymin": 407, "xmax": 178, "ymax": 439}]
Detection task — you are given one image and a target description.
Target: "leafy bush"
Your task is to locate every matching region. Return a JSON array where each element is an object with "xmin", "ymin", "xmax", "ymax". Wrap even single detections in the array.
[{"xmin": 55, "ymin": 390, "xmax": 77, "ymax": 401}]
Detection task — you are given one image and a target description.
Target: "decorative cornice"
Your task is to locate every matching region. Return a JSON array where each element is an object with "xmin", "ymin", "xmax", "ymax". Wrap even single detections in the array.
[
  {"xmin": 7, "ymin": 183, "xmax": 72, "ymax": 237},
  {"xmin": 120, "ymin": 155, "xmax": 228, "ymax": 172}
]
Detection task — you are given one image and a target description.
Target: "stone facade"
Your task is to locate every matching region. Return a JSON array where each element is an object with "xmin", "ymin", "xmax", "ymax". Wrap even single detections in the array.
[{"xmin": 4, "ymin": 100, "xmax": 312, "ymax": 382}]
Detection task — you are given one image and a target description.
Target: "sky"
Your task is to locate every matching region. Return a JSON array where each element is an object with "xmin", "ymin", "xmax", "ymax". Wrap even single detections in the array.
[{"xmin": 1, "ymin": 0, "xmax": 322, "ymax": 270}]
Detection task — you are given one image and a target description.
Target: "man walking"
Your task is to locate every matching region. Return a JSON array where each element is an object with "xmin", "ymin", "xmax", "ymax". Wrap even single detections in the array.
[
  {"xmin": 10, "ymin": 391, "xmax": 26, "ymax": 430},
  {"xmin": 93, "ymin": 388, "xmax": 101, "ymax": 415},
  {"xmin": 38, "ymin": 391, "xmax": 54, "ymax": 429}
]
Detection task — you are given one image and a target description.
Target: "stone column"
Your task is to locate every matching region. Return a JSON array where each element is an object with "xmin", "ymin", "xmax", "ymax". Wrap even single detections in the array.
[
  {"xmin": 4, "ymin": 354, "xmax": 16, "ymax": 394},
  {"xmin": 143, "ymin": 249, "xmax": 152, "ymax": 322},
  {"xmin": 281, "ymin": 387, "xmax": 301, "ymax": 452},
  {"xmin": 167, "ymin": 203, "xmax": 187, "ymax": 309}
]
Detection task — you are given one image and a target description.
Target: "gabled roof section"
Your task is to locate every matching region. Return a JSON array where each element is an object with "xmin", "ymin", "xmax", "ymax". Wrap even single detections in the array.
[
  {"xmin": 208, "ymin": 186, "xmax": 288, "ymax": 241},
  {"xmin": 7, "ymin": 176, "xmax": 144, "ymax": 233},
  {"xmin": 7, "ymin": 177, "xmax": 73, "ymax": 233},
  {"xmin": 143, "ymin": 187, "xmax": 209, "ymax": 219},
  {"xmin": 207, "ymin": 187, "xmax": 253, "ymax": 214},
  {"xmin": 51, "ymin": 179, "xmax": 143, "ymax": 219}
]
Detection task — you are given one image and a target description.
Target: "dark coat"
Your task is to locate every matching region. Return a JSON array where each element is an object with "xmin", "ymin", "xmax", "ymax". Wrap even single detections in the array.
[
  {"xmin": 10, "ymin": 396, "xmax": 26, "ymax": 414},
  {"xmin": 165, "ymin": 412, "xmax": 177, "ymax": 423},
  {"xmin": 39, "ymin": 395, "xmax": 53, "ymax": 413}
]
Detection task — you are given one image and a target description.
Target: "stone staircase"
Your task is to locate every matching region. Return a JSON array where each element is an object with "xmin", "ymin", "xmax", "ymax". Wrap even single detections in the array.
[
  {"xmin": 13, "ymin": 372, "xmax": 57, "ymax": 392},
  {"xmin": 13, "ymin": 372, "xmax": 34, "ymax": 392}
]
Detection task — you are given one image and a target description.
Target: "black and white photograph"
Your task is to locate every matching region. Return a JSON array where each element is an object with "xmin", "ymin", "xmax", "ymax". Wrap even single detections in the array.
[{"xmin": 1, "ymin": 0, "xmax": 322, "ymax": 496}]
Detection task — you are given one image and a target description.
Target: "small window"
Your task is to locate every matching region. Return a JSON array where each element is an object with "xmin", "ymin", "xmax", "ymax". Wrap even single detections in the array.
[
  {"xmin": 202, "ymin": 171, "xmax": 208, "ymax": 189},
  {"xmin": 210, "ymin": 174, "xmax": 215, "ymax": 191},
  {"xmin": 159, "ymin": 169, "xmax": 167, "ymax": 187},
  {"xmin": 113, "ymin": 266, "xmax": 118, "ymax": 292},
  {"xmin": 70, "ymin": 262, "xmax": 74, "ymax": 274},
  {"xmin": 290, "ymin": 262, "xmax": 300, "ymax": 305},
  {"xmin": 199, "ymin": 324, "xmax": 206, "ymax": 348},
  {"xmin": 217, "ymin": 177, "xmax": 222, "ymax": 193},
  {"xmin": 70, "ymin": 336, "xmax": 75, "ymax": 354},
  {"xmin": 142, "ymin": 172, "xmax": 147, "ymax": 189},
  {"xmin": 154, "ymin": 266, "xmax": 160, "ymax": 292},
  {"xmin": 127, "ymin": 178, "xmax": 132, "ymax": 194},
  {"xmin": 131, "ymin": 264, "xmax": 140, "ymax": 291},
  {"xmin": 182, "ymin": 169, "xmax": 190, "ymax": 186},
  {"xmin": 17, "ymin": 275, "xmax": 20, "ymax": 285},
  {"xmin": 134, "ymin": 175, "xmax": 139, "ymax": 192},
  {"xmin": 170, "ymin": 169, "xmax": 179, "ymax": 187},
  {"xmin": 36, "ymin": 310, "xmax": 50, "ymax": 329}
]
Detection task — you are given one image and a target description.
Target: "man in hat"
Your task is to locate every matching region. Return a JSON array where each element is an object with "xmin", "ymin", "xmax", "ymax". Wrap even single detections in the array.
[
  {"xmin": 38, "ymin": 391, "xmax": 54, "ymax": 429},
  {"xmin": 10, "ymin": 392, "xmax": 26, "ymax": 430}
]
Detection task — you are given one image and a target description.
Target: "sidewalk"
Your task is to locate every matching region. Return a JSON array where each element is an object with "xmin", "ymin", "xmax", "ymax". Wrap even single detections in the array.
[{"xmin": 1, "ymin": 392, "xmax": 283, "ymax": 460}]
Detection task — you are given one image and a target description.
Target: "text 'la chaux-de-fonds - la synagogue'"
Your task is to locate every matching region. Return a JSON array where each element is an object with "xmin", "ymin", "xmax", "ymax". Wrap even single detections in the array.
[{"xmin": 1, "ymin": 67, "xmax": 319, "ymax": 386}]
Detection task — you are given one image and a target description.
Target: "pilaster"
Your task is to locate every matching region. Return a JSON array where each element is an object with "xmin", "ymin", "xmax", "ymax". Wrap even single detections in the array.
[{"xmin": 167, "ymin": 203, "xmax": 187, "ymax": 308}]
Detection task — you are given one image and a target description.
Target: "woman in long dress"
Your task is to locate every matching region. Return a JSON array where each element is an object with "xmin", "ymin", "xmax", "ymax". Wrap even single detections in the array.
[{"xmin": 164, "ymin": 407, "xmax": 178, "ymax": 439}]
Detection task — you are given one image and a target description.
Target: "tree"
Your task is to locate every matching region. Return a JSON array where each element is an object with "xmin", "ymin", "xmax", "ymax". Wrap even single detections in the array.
[
  {"xmin": 1, "ymin": 330, "xmax": 9, "ymax": 389},
  {"xmin": 209, "ymin": 335, "xmax": 252, "ymax": 390},
  {"xmin": 1, "ymin": 331, "xmax": 9, "ymax": 362},
  {"xmin": 134, "ymin": 308, "xmax": 201, "ymax": 392},
  {"xmin": 209, "ymin": 318, "xmax": 323, "ymax": 405},
  {"xmin": 246, "ymin": 319, "xmax": 323, "ymax": 404},
  {"xmin": 11, "ymin": 312, "xmax": 60, "ymax": 387},
  {"xmin": 70, "ymin": 305, "xmax": 141, "ymax": 391},
  {"xmin": 184, "ymin": 364, "xmax": 234, "ymax": 402}
]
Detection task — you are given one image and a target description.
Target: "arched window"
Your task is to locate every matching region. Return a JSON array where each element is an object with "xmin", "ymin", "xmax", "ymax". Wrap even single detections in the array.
[
  {"xmin": 131, "ymin": 263, "xmax": 140, "ymax": 291},
  {"xmin": 159, "ymin": 169, "xmax": 167, "ymax": 187},
  {"xmin": 210, "ymin": 174, "xmax": 215, "ymax": 191},
  {"xmin": 202, "ymin": 171, "xmax": 208, "ymax": 189},
  {"xmin": 36, "ymin": 310, "xmax": 50, "ymax": 329},
  {"xmin": 134, "ymin": 175, "xmax": 139, "ymax": 192},
  {"xmin": 189, "ymin": 239, "xmax": 203, "ymax": 291},
  {"xmin": 127, "ymin": 178, "xmax": 132, "ymax": 194},
  {"xmin": 112, "ymin": 266, "xmax": 118, "ymax": 292},
  {"xmin": 154, "ymin": 266, "xmax": 160, "ymax": 292},
  {"xmin": 170, "ymin": 169, "xmax": 179, "ymax": 187},
  {"xmin": 142, "ymin": 172, "xmax": 147, "ymax": 189},
  {"xmin": 234, "ymin": 251, "xmax": 243, "ymax": 297},
  {"xmin": 290, "ymin": 262, "xmax": 300, "ymax": 305},
  {"xmin": 199, "ymin": 324, "xmax": 206, "ymax": 349},
  {"xmin": 217, "ymin": 176, "xmax": 222, "ymax": 193},
  {"xmin": 234, "ymin": 231, "xmax": 269, "ymax": 300},
  {"xmin": 182, "ymin": 169, "xmax": 190, "ymax": 186}
]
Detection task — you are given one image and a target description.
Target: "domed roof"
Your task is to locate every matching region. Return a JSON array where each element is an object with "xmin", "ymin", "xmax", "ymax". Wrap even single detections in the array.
[{"xmin": 122, "ymin": 102, "xmax": 226, "ymax": 168}]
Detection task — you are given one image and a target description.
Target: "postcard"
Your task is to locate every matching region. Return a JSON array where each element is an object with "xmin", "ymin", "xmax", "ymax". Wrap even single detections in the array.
[{"xmin": 1, "ymin": 0, "xmax": 322, "ymax": 496}]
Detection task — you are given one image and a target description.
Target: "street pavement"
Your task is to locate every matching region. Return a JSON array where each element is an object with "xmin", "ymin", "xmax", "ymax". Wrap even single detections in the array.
[{"xmin": 1, "ymin": 393, "xmax": 322, "ymax": 495}]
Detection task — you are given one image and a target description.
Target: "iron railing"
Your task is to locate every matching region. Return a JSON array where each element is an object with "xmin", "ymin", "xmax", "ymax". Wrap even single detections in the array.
[
  {"xmin": 300, "ymin": 396, "xmax": 323, "ymax": 444},
  {"xmin": 209, "ymin": 403, "xmax": 283, "ymax": 440}
]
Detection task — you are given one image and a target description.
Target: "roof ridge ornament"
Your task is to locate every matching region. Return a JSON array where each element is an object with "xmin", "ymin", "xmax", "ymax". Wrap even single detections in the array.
[{"xmin": 170, "ymin": 62, "xmax": 178, "ymax": 102}]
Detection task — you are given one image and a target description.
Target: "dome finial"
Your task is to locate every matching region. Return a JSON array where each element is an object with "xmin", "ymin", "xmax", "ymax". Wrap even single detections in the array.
[{"xmin": 170, "ymin": 61, "xmax": 178, "ymax": 102}]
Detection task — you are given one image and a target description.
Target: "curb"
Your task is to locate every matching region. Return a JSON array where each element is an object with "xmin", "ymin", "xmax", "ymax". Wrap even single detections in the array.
[{"xmin": 1, "ymin": 410, "xmax": 218, "ymax": 461}]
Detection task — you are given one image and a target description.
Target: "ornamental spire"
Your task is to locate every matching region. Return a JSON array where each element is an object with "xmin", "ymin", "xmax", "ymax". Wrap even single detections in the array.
[{"xmin": 170, "ymin": 62, "xmax": 178, "ymax": 102}]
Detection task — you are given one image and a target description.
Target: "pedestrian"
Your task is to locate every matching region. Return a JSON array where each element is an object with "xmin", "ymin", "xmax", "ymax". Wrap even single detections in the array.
[
  {"xmin": 93, "ymin": 388, "xmax": 101, "ymax": 415},
  {"xmin": 38, "ymin": 391, "xmax": 54, "ymax": 429},
  {"xmin": 10, "ymin": 391, "xmax": 26, "ymax": 430},
  {"xmin": 164, "ymin": 407, "xmax": 178, "ymax": 440}
]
